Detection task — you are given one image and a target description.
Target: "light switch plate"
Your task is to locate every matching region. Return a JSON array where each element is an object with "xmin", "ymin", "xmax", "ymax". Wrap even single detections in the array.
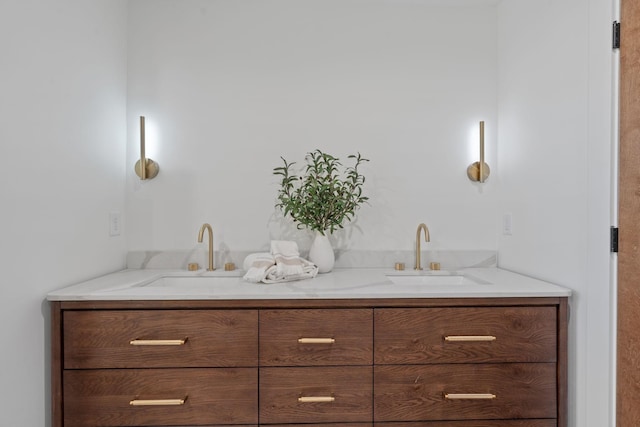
[
  {"xmin": 502, "ymin": 213, "xmax": 513, "ymax": 236},
  {"xmin": 109, "ymin": 211, "xmax": 121, "ymax": 236}
]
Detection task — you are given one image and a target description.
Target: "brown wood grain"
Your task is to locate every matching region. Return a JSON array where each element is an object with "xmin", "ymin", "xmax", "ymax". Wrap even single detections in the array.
[
  {"xmin": 375, "ymin": 306, "xmax": 557, "ymax": 364},
  {"xmin": 375, "ymin": 421, "xmax": 555, "ymax": 427},
  {"xmin": 267, "ymin": 424, "xmax": 373, "ymax": 427},
  {"xmin": 63, "ymin": 368, "xmax": 257, "ymax": 427},
  {"xmin": 50, "ymin": 302, "xmax": 63, "ymax": 427},
  {"xmin": 58, "ymin": 296, "xmax": 564, "ymax": 310},
  {"xmin": 618, "ymin": 2, "xmax": 640, "ymax": 426},
  {"xmin": 63, "ymin": 309, "xmax": 258, "ymax": 369},
  {"xmin": 557, "ymin": 299, "xmax": 568, "ymax": 427},
  {"xmin": 260, "ymin": 366, "xmax": 373, "ymax": 424},
  {"xmin": 260, "ymin": 309, "xmax": 373, "ymax": 366},
  {"xmin": 374, "ymin": 363, "xmax": 557, "ymax": 421},
  {"xmin": 51, "ymin": 297, "xmax": 568, "ymax": 426}
]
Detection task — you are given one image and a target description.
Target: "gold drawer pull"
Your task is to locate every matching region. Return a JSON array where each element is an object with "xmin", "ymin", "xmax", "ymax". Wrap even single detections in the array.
[
  {"xmin": 130, "ymin": 397, "xmax": 188, "ymax": 406},
  {"xmin": 444, "ymin": 393, "xmax": 497, "ymax": 400},
  {"xmin": 444, "ymin": 335, "xmax": 496, "ymax": 342},
  {"xmin": 298, "ymin": 338, "xmax": 335, "ymax": 344},
  {"xmin": 298, "ymin": 396, "xmax": 335, "ymax": 403},
  {"xmin": 129, "ymin": 338, "xmax": 188, "ymax": 346}
]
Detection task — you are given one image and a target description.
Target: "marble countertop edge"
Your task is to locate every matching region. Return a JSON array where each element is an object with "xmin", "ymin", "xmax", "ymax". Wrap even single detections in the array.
[{"xmin": 47, "ymin": 267, "xmax": 572, "ymax": 301}]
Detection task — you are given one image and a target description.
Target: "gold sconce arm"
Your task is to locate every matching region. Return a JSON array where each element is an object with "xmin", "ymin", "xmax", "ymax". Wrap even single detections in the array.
[
  {"xmin": 467, "ymin": 120, "xmax": 490, "ymax": 183},
  {"xmin": 135, "ymin": 116, "xmax": 159, "ymax": 180}
]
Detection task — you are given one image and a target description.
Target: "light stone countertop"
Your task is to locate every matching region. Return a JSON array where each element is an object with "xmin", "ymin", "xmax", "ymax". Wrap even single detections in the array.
[{"xmin": 47, "ymin": 267, "xmax": 571, "ymax": 301}]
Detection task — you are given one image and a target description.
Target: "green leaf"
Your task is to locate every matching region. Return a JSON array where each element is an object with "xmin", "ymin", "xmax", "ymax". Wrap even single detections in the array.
[{"xmin": 273, "ymin": 150, "xmax": 369, "ymax": 232}]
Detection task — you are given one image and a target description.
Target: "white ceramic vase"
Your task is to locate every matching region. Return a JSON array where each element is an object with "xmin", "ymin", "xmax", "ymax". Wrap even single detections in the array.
[{"xmin": 308, "ymin": 231, "xmax": 335, "ymax": 273}]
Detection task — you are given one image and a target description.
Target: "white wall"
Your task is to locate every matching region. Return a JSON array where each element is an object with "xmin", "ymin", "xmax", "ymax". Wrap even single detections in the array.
[
  {"xmin": 127, "ymin": 1, "xmax": 615, "ymax": 425},
  {"xmin": 0, "ymin": 1, "xmax": 614, "ymax": 426},
  {"xmin": 497, "ymin": 0, "xmax": 614, "ymax": 426},
  {"xmin": 126, "ymin": 0, "xmax": 500, "ymax": 255},
  {"xmin": 0, "ymin": 1, "xmax": 128, "ymax": 426}
]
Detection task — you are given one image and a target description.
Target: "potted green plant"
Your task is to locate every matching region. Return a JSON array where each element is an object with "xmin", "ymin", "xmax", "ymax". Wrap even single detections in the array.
[{"xmin": 273, "ymin": 149, "xmax": 369, "ymax": 272}]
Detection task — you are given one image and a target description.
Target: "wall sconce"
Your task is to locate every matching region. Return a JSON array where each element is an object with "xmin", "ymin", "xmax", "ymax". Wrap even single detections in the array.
[
  {"xmin": 467, "ymin": 120, "xmax": 490, "ymax": 183},
  {"xmin": 134, "ymin": 116, "xmax": 159, "ymax": 180}
]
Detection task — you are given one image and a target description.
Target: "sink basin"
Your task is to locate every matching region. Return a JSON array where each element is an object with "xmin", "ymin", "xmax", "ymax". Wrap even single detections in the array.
[
  {"xmin": 138, "ymin": 276, "xmax": 242, "ymax": 289},
  {"xmin": 385, "ymin": 272, "xmax": 489, "ymax": 286}
]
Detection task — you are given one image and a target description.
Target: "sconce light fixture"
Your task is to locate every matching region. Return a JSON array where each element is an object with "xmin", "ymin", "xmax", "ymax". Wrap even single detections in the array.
[
  {"xmin": 467, "ymin": 120, "xmax": 490, "ymax": 183},
  {"xmin": 134, "ymin": 116, "xmax": 159, "ymax": 180}
]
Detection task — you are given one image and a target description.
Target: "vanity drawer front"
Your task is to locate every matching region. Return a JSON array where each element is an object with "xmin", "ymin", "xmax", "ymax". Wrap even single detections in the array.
[
  {"xmin": 63, "ymin": 368, "xmax": 258, "ymax": 427},
  {"xmin": 374, "ymin": 364, "xmax": 556, "ymax": 421},
  {"xmin": 63, "ymin": 309, "xmax": 258, "ymax": 369},
  {"xmin": 268, "ymin": 424, "xmax": 372, "ymax": 427},
  {"xmin": 260, "ymin": 366, "xmax": 373, "ymax": 423},
  {"xmin": 260, "ymin": 309, "xmax": 373, "ymax": 366},
  {"xmin": 374, "ymin": 307, "xmax": 556, "ymax": 364},
  {"xmin": 375, "ymin": 421, "xmax": 555, "ymax": 427}
]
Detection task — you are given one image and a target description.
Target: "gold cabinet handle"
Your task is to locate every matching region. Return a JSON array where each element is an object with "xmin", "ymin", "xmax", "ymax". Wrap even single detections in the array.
[
  {"xmin": 129, "ymin": 338, "xmax": 188, "ymax": 346},
  {"xmin": 444, "ymin": 393, "xmax": 496, "ymax": 400},
  {"xmin": 130, "ymin": 397, "xmax": 187, "ymax": 406},
  {"xmin": 298, "ymin": 338, "xmax": 335, "ymax": 344},
  {"xmin": 298, "ymin": 396, "xmax": 335, "ymax": 403},
  {"xmin": 444, "ymin": 335, "xmax": 496, "ymax": 342}
]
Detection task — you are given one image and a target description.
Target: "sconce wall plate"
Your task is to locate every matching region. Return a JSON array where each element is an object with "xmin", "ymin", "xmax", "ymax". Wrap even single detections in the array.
[
  {"xmin": 135, "ymin": 116, "xmax": 159, "ymax": 180},
  {"xmin": 135, "ymin": 158, "xmax": 159, "ymax": 180},
  {"xmin": 467, "ymin": 120, "xmax": 490, "ymax": 183},
  {"xmin": 467, "ymin": 161, "xmax": 490, "ymax": 182}
]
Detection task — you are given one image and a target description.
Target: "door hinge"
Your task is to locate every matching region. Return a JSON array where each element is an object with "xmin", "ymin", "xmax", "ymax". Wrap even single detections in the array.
[
  {"xmin": 613, "ymin": 21, "xmax": 621, "ymax": 50},
  {"xmin": 611, "ymin": 226, "xmax": 619, "ymax": 253}
]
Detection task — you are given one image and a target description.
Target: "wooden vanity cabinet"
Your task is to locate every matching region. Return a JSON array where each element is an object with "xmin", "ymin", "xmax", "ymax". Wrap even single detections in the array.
[{"xmin": 51, "ymin": 297, "xmax": 567, "ymax": 427}]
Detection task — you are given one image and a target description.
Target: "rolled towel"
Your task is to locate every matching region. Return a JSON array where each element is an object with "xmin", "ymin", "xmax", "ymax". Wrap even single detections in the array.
[
  {"xmin": 242, "ymin": 253, "xmax": 276, "ymax": 283},
  {"xmin": 243, "ymin": 252, "xmax": 272, "ymax": 272}
]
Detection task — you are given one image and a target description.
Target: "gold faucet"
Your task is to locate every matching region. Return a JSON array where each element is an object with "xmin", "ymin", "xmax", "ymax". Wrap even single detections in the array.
[
  {"xmin": 415, "ymin": 223, "xmax": 430, "ymax": 270},
  {"xmin": 198, "ymin": 223, "xmax": 215, "ymax": 271}
]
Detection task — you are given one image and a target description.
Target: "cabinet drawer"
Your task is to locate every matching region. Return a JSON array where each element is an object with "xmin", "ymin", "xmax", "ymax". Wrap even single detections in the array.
[
  {"xmin": 269, "ymin": 425, "xmax": 372, "ymax": 427},
  {"xmin": 260, "ymin": 309, "xmax": 373, "ymax": 366},
  {"xmin": 63, "ymin": 368, "xmax": 257, "ymax": 427},
  {"xmin": 374, "ymin": 364, "xmax": 556, "ymax": 421},
  {"xmin": 63, "ymin": 310, "xmax": 258, "ymax": 368},
  {"xmin": 260, "ymin": 366, "xmax": 373, "ymax": 423},
  {"xmin": 375, "ymin": 307, "xmax": 556, "ymax": 364},
  {"xmin": 375, "ymin": 422, "xmax": 555, "ymax": 427}
]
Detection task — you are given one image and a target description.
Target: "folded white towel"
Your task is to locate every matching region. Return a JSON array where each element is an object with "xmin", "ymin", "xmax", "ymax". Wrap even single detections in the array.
[
  {"xmin": 271, "ymin": 240, "xmax": 304, "ymax": 277},
  {"xmin": 242, "ymin": 241, "xmax": 318, "ymax": 284}
]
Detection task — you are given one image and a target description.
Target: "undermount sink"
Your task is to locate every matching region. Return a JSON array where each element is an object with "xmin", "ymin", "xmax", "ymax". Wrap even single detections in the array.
[
  {"xmin": 139, "ymin": 276, "xmax": 242, "ymax": 288},
  {"xmin": 385, "ymin": 272, "xmax": 489, "ymax": 286}
]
